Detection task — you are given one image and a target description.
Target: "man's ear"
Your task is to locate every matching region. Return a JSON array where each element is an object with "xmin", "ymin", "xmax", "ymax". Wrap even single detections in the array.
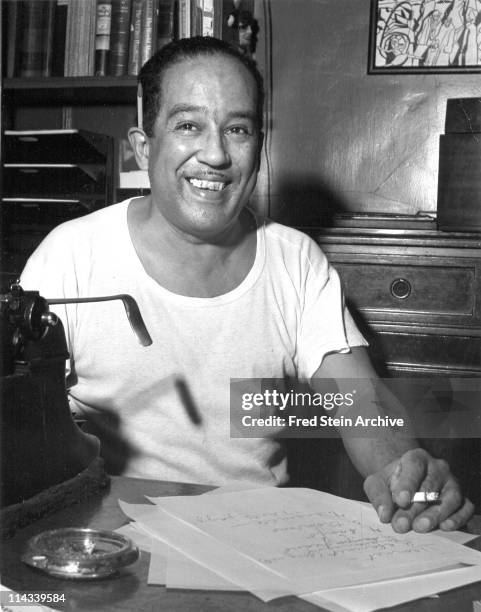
[{"xmin": 128, "ymin": 127, "xmax": 150, "ymax": 171}]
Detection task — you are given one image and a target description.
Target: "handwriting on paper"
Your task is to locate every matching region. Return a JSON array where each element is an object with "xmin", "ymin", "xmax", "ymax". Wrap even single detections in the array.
[
  {"xmin": 195, "ymin": 507, "xmax": 431, "ymax": 564},
  {"xmin": 151, "ymin": 488, "xmax": 481, "ymax": 592}
]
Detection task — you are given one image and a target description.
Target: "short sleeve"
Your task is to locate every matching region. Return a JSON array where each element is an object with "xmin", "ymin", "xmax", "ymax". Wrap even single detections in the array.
[
  {"xmin": 296, "ymin": 247, "xmax": 367, "ymax": 379},
  {"xmin": 20, "ymin": 226, "xmax": 80, "ymax": 382}
]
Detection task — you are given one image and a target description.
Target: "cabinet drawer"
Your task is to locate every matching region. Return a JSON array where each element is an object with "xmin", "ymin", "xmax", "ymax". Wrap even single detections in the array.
[
  {"xmin": 335, "ymin": 262, "xmax": 475, "ymax": 316},
  {"xmin": 368, "ymin": 330, "xmax": 481, "ymax": 375}
]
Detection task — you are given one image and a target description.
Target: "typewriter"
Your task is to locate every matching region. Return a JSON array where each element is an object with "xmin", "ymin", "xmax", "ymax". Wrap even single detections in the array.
[{"xmin": 0, "ymin": 283, "xmax": 151, "ymax": 537}]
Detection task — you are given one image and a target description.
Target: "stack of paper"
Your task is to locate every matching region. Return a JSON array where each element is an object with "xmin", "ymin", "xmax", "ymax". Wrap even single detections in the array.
[{"xmin": 118, "ymin": 487, "xmax": 481, "ymax": 612}]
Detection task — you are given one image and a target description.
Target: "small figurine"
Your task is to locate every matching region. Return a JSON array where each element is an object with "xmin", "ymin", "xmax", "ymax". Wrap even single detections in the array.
[{"xmin": 226, "ymin": 0, "xmax": 258, "ymax": 59}]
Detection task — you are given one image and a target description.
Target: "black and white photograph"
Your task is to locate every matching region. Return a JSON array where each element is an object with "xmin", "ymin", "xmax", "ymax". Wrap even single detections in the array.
[{"xmin": 1, "ymin": 1, "xmax": 481, "ymax": 611}]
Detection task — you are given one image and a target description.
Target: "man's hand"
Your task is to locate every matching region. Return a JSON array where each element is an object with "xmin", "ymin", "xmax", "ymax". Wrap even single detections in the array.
[{"xmin": 363, "ymin": 448, "xmax": 474, "ymax": 533}]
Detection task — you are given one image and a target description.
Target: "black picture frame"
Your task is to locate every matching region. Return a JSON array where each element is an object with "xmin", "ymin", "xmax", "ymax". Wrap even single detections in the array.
[{"xmin": 368, "ymin": 0, "xmax": 481, "ymax": 74}]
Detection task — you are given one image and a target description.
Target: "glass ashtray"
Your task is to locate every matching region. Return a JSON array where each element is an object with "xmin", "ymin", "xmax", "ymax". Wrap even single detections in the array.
[{"xmin": 22, "ymin": 528, "xmax": 140, "ymax": 579}]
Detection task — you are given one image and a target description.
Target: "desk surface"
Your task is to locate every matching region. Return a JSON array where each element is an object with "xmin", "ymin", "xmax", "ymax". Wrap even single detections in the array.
[{"xmin": 1, "ymin": 477, "xmax": 481, "ymax": 612}]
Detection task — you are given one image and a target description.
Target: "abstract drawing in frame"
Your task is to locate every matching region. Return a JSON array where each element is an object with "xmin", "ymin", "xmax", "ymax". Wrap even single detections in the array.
[{"xmin": 369, "ymin": 0, "xmax": 481, "ymax": 73}]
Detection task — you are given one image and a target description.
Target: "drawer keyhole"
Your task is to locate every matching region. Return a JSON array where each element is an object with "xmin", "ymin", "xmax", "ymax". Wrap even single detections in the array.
[{"xmin": 390, "ymin": 278, "xmax": 411, "ymax": 299}]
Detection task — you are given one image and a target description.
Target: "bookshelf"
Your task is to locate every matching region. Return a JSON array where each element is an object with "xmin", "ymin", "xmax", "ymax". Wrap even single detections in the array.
[{"xmin": 2, "ymin": 77, "xmax": 138, "ymax": 105}]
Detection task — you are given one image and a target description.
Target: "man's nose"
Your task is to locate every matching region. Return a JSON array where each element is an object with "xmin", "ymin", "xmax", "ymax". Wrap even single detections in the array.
[{"xmin": 196, "ymin": 130, "xmax": 230, "ymax": 167}]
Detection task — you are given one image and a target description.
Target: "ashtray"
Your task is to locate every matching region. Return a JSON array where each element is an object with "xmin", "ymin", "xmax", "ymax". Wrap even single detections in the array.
[{"xmin": 22, "ymin": 528, "xmax": 140, "ymax": 579}]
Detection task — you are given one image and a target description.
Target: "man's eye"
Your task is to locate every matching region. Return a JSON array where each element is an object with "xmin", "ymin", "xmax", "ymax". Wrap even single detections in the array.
[
  {"xmin": 226, "ymin": 126, "xmax": 250, "ymax": 137},
  {"xmin": 176, "ymin": 122, "xmax": 198, "ymax": 132}
]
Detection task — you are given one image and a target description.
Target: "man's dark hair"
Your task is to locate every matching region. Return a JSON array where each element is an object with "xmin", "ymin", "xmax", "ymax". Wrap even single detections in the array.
[{"xmin": 138, "ymin": 36, "xmax": 264, "ymax": 137}]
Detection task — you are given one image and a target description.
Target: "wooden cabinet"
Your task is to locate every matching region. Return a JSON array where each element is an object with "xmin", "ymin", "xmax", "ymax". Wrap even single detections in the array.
[{"xmin": 314, "ymin": 227, "xmax": 481, "ymax": 377}]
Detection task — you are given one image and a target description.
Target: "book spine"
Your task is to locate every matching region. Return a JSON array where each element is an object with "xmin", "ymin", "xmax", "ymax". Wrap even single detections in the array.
[
  {"xmin": 139, "ymin": 0, "xmax": 156, "ymax": 66},
  {"xmin": 51, "ymin": 0, "xmax": 67, "ymax": 77},
  {"xmin": 202, "ymin": 0, "xmax": 214, "ymax": 37},
  {"xmin": 19, "ymin": 1, "xmax": 48, "ymax": 78},
  {"xmin": 64, "ymin": 0, "xmax": 80, "ymax": 76},
  {"xmin": 95, "ymin": 0, "xmax": 113, "ymax": 76},
  {"xmin": 51, "ymin": 0, "xmax": 68, "ymax": 77},
  {"xmin": 156, "ymin": 0, "xmax": 175, "ymax": 49},
  {"xmin": 109, "ymin": 0, "xmax": 132, "ymax": 76},
  {"xmin": 128, "ymin": 0, "xmax": 144, "ymax": 75},
  {"xmin": 212, "ymin": 0, "xmax": 222, "ymax": 39},
  {"xmin": 151, "ymin": 0, "xmax": 159, "ymax": 55},
  {"xmin": 5, "ymin": 0, "xmax": 21, "ymax": 78},
  {"xmin": 72, "ymin": 0, "xmax": 89, "ymax": 75},
  {"xmin": 42, "ymin": 1, "xmax": 57, "ymax": 77},
  {"xmin": 177, "ymin": 0, "xmax": 188, "ymax": 39},
  {"xmin": 193, "ymin": 0, "xmax": 202, "ymax": 37},
  {"xmin": 87, "ymin": 0, "xmax": 98, "ymax": 75},
  {"xmin": 62, "ymin": 0, "xmax": 71, "ymax": 76}
]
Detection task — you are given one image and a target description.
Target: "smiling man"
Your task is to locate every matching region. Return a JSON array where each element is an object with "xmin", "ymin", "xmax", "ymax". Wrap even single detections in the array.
[
  {"xmin": 126, "ymin": 41, "xmax": 261, "ymax": 297},
  {"xmin": 21, "ymin": 37, "xmax": 473, "ymax": 533}
]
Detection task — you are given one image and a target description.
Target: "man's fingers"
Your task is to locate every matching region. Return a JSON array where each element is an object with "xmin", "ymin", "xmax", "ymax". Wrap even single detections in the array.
[
  {"xmin": 363, "ymin": 472, "xmax": 395, "ymax": 523},
  {"xmin": 411, "ymin": 480, "xmax": 473, "ymax": 532},
  {"xmin": 439, "ymin": 496, "xmax": 475, "ymax": 530},
  {"xmin": 389, "ymin": 449, "xmax": 431, "ymax": 508},
  {"xmin": 365, "ymin": 449, "xmax": 473, "ymax": 533},
  {"xmin": 392, "ymin": 476, "xmax": 472, "ymax": 533}
]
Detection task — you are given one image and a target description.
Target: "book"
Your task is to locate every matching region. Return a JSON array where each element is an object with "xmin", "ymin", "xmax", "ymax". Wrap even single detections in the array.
[
  {"xmin": 77, "ymin": 0, "xmax": 96, "ymax": 76},
  {"xmin": 4, "ymin": 0, "xmax": 21, "ymax": 78},
  {"xmin": 177, "ymin": 0, "xmax": 190, "ymax": 38},
  {"xmin": 42, "ymin": 0, "xmax": 56, "ymax": 76},
  {"xmin": 192, "ymin": 0, "xmax": 202, "ymax": 37},
  {"xmin": 202, "ymin": 0, "xmax": 214, "ymax": 37},
  {"xmin": 51, "ymin": 0, "xmax": 69, "ymax": 76},
  {"xmin": 19, "ymin": 0, "xmax": 56, "ymax": 78},
  {"xmin": 109, "ymin": 0, "xmax": 132, "ymax": 76},
  {"xmin": 19, "ymin": 0, "xmax": 43, "ymax": 77},
  {"xmin": 212, "ymin": 0, "xmax": 222, "ymax": 39},
  {"xmin": 87, "ymin": 0, "xmax": 98, "ymax": 74},
  {"xmin": 128, "ymin": 0, "xmax": 144, "ymax": 75},
  {"xmin": 95, "ymin": 0, "xmax": 113, "ymax": 76},
  {"xmin": 156, "ymin": 0, "xmax": 175, "ymax": 50},
  {"xmin": 64, "ymin": 0, "xmax": 79, "ymax": 75},
  {"xmin": 139, "ymin": 0, "xmax": 157, "ymax": 67},
  {"xmin": 64, "ymin": 0, "xmax": 97, "ymax": 76}
]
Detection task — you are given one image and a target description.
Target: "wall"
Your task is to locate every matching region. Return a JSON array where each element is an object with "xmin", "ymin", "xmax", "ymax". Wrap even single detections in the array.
[{"xmin": 255, "ymin": 0, "xmax": 480, "ymax": 224}]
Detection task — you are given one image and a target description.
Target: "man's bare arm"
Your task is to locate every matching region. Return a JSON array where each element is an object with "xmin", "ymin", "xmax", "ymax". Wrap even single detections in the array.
[{"xmin": 310, "ymin": 347, "xmax": 474, "ymax": 532}]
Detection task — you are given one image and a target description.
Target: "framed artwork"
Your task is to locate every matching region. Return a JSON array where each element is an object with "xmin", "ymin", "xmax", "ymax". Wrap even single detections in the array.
[{"xmin": 369, "ymin": 0, "xmax": 481, "ymax": 73}]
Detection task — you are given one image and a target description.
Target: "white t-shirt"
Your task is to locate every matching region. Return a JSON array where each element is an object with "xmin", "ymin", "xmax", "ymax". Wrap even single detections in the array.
[{"xmin": 21, "ymin": 199, "xmax": 366, "ymax": 485}]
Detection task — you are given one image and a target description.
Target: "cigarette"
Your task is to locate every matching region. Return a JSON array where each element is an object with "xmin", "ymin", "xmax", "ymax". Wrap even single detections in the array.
[{"xmin": 412, "ymin": 491, "xmax": 439, "ymax": 503}]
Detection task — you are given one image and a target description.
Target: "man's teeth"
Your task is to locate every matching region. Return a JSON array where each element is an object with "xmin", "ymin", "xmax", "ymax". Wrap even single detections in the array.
[{"xmin": 188, "ymin": 178, "xmax": 225, "ymax": 191}]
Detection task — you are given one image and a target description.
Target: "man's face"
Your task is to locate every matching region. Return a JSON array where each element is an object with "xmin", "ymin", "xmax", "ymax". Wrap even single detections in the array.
[
  {"xmin": 146, "ymin": 55, "xmax": 261, "ymax": 240},
  {"xmin": 239, "ymin": 22, "xmax": 254, "ymax": 49}
]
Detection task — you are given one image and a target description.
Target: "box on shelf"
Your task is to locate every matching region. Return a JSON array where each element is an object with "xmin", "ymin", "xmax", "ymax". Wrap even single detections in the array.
[{"xmin": 437, "ymin": 98, "xmax": 481, "ymax": 233}]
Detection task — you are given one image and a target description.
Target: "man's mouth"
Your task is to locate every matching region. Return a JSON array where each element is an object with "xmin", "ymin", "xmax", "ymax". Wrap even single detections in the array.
[{"xmin": 187, "ymin": 178, "xmax": 227, "ymax": 192}]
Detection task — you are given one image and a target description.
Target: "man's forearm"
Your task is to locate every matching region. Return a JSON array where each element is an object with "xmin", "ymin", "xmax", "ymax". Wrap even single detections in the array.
[
  {"xmin": 331, "ymin": 376, "xmax": 418, "ymax": 476},
  {"xmin": 310, "ymin": 347, "xmax": 418, "ymax": 477}
]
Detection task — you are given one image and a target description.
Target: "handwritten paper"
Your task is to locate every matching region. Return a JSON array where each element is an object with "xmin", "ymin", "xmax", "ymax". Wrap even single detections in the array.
[
  {"xmin": 149, "ymin": 488, "xmax": 481, "ymax": 592},
  {"xmin": 302, "ymin": 564, "xmax": 481, "ymax": 612},
  {"xmin": 119, "ymin": 499, "xmax": 295, "ymax": 600},
  {"xmin": 121, "ymin": 487, "xmax": 481, "ymax": 599}
]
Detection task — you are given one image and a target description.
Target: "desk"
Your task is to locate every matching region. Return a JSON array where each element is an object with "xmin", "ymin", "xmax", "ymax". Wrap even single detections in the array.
[{"xmin": 1, "ymin": 477, "xmax": 481, "ymax": 612}]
